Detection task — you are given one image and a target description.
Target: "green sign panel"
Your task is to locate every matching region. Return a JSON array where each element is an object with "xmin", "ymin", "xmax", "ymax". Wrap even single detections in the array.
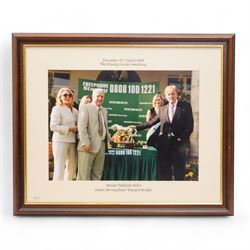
[{"xmin": 78, "ymin": 79, "xmax": 160, "ymax": 142}]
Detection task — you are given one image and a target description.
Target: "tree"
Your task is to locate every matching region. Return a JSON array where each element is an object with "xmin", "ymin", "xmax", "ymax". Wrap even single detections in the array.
[{"xmin": 48, "ymin": 71, "xmax": 56, "ymax": 141}]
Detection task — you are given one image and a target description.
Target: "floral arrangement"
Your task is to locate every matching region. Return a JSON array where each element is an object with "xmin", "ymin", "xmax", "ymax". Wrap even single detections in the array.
[
  {"xmin": 185, "ymin": 159, "xmax": 199, "ymax": 181},
  {"xmin": 110, "ymin": 124, "xmax": 137, "ymax": 147}
]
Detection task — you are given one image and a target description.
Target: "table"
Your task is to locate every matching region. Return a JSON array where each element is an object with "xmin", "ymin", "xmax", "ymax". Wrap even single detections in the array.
[{"xmin": 102, "ymin": 147, "xmax": 157, "ymax": 180}]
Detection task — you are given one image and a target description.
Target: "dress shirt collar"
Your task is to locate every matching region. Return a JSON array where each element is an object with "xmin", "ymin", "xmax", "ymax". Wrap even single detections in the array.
[
  {"xmin": 169, "ymin": 99, "xmax": 178, "ymax": 107},
  {"xmin": 93, "ymin": 103, "xmax": 102, "ymax": 111}
]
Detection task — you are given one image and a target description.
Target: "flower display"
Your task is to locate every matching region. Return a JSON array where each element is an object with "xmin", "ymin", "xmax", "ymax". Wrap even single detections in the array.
[
  {"xmin": 185, "ymin": 159, "xmax": 199, "ymax": 181},
  {"xmin": 110, "ymin": 124, "xmax": 137, "ymax": 148}
]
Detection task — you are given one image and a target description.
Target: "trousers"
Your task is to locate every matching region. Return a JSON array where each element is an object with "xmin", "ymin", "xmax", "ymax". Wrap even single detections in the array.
[
  {"xmin": 52, "ymin": 141, "xmax": 77, "ymax": 180},
  {"xmin": 77, "ymin": 141, "xmax": 105, "ymax": 180}
]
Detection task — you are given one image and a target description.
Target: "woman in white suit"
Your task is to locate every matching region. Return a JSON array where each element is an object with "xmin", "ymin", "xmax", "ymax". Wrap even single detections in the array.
[{"xmin": 50, "ymin": 88, "xmax": 78, "ymax": 180}]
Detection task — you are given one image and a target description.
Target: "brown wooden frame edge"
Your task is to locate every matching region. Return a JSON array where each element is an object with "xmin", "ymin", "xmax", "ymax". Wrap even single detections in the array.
[{"xmin": 12, "ymin": 33, "xmax": 235, "ymax": 216}]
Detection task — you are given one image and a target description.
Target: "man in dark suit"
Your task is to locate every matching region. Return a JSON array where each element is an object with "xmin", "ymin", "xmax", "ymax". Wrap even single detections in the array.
[{"xmin": 132, "ymin": 85, "xmax": 194, "ymax": 180}]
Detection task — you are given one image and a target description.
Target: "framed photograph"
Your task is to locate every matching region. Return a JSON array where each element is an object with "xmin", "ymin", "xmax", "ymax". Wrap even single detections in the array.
[{"xmin": 13, "ymin": 33, "xmax": 234, "ymax": 215}]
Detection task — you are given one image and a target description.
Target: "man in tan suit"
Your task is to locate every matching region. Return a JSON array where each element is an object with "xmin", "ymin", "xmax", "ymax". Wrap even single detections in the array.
[{"xmin": 77, "ymin": 88, "xmax": 109, "ymax": 180}]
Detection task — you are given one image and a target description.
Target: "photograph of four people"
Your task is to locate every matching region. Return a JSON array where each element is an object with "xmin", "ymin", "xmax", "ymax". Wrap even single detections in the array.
[{"xmin": 49, "ymin": 82, "xmax": 195, "ymax": 182}]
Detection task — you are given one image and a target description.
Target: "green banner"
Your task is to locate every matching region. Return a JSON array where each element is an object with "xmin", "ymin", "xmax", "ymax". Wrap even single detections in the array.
[{"xmin": 78, "ymin": 79, "xmax": 160, "ymax": 142}]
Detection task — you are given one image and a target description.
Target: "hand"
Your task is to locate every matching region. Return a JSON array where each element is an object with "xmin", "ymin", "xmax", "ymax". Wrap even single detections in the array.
[
  {"xmin": 69, "ymin": 126, "xmax": 78, "ymax": 132},
  {"xmin": 83, "ymin": 144, "xmax": 91, "ymax": 152},
  {"xmin": 128, "ymin": 125, "xmax": 136, "ymax": 129},
  {"xmin": 177, "ymin": 138, "xmax": 181, "ymax": 142},
  {"xmin": 109, "ymin": 141, "xmax": 115, "ymax": 148}
]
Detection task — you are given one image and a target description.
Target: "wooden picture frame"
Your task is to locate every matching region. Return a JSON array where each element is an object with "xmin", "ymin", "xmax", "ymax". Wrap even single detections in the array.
[{"xmin": 13, "ymin": 33, "xmax": 234, "ymax": 215}]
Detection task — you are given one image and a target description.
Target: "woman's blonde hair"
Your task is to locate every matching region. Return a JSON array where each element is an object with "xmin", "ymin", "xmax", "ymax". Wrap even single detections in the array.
[
  {"xmin": 152, "ymin": 93, "xmax": 164, "ymax": 107},
  {"xmin": 79, "ymin": 95, "xmax": 92, "ymax": 111},
  {"xmin": 56, "ymin": 88, "xmax": 75, "ymax": 106}
]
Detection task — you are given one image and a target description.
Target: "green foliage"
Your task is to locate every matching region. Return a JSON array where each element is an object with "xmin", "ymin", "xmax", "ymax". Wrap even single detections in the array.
[
  {"xmin": 48, "ymin": 72, "xmax": 56, "ymax": 141},
  {"xmin": 185, "ymin": 159, "xmax": 199, "ymax": 181}
]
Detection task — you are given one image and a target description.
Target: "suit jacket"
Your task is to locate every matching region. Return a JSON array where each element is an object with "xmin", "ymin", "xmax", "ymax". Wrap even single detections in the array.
[
  {"xmin": 50, "ymin": 105, "xmax": 78, "ymax": 143},
  {"xmin": 137, "ymin": 101, "xmax": 194, "ymax": 147},
  {"xmin": 77, "ymin": 103, "xmax": 109, "ymax": 153}
]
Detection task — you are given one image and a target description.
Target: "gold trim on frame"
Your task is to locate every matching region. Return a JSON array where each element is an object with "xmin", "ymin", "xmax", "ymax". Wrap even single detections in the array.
[{"xmin": 22, "ymin": 44, "xmax": 224, "ymax": 206}]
